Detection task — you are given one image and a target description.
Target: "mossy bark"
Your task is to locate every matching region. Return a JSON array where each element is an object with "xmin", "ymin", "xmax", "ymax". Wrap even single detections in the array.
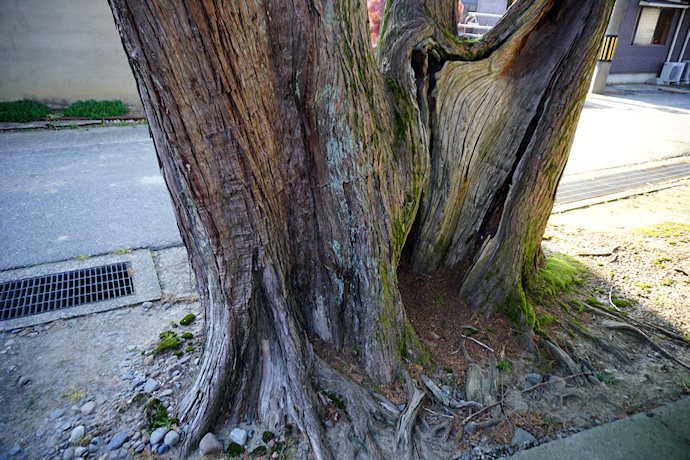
[{"xmin": 108, "ymin": 0, "xmax": 614, "ymax": 457}]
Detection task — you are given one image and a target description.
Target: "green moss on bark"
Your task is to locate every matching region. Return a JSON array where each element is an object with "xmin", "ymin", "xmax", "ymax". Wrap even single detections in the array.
[{"xmin": 527, "ymin": 253, "xmax": 586, "ymax": 303}]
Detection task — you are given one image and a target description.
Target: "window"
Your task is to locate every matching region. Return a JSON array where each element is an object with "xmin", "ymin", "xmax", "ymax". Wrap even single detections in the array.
[{"xmin": 632, "ymin": 7, "xmax": 675, "ymax": 45}]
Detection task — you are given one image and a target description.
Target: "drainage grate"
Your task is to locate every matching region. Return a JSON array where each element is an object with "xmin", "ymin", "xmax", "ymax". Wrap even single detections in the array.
[{"xmin": 0, "ymin": 262, "xmax": 134, "ymax": 321}]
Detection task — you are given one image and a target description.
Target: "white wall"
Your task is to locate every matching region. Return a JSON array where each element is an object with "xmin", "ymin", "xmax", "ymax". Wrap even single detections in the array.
[{"xmin": 0, "ymin": 0, "xmax": 140, "ymax": 107}]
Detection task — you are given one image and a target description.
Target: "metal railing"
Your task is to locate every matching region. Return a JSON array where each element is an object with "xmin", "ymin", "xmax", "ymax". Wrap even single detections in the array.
[{"xmin": 459, "ymin": 12, "xmax": 504, "ymax": 39}]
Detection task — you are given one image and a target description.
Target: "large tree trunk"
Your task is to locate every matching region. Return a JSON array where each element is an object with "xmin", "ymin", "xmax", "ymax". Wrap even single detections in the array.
[{"xmin": 108, "ymin": 0, "xmax": 613, "ymax": 457}]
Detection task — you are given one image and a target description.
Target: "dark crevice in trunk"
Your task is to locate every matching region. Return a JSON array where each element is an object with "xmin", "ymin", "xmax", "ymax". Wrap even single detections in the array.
[
  {"xmin": 462, "ymin": 67, "xmax": 561, "ymax": 271},
  {"xmin": 404, "ymin": 48, "xmax": 446, "ymax": 264},
  {"xmin": 426, "ymin": 52, "xmax": 444, "ymax": 119}
]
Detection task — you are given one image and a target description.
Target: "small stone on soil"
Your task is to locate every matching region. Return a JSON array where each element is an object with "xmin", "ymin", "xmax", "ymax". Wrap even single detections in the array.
[
  {"xmin": 511, "ymin": 427, "xmax": 537, "ymax": 446},
  {"xmin": 198, "ymin": 433, "xmax": 222, "ymax": 455}
]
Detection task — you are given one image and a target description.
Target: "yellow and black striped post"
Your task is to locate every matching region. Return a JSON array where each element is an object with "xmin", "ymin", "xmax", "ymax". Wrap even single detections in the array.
[
  {"xmin": 591, "ymin": 0, "xmax": 626, "ymax": 94},
  {"xmin": 598, "ymin": 35, "xmax": 618, "ymax": 62}
]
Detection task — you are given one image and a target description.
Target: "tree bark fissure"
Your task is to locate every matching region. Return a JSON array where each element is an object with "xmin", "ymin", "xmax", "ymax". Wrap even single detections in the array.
[{"xmin": 108, "ymin": 0, "xmax": 614, "ymax": 457}]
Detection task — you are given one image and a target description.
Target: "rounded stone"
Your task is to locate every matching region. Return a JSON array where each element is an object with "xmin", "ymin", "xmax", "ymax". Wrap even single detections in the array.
[
  {"xmin": 510, "ymin": 400, "xmax": 530, "ymax": 415},
  {"xmin": 525, "ymin": 373, "xmax": 542, "ymax": 386},
  {"xmin": 143, "ymin": 378, "xmax": 160, "ymax": 393},
  {"xmin": 150, "ymin": 427, "xmax": 169, "ymax": 445},
  {"xmin": 63, "ymin": 446, "xmax": 75, "ymax": 460},
  {"xmin": 51, "ymin": 409, "xmax": 66, "ymax": 419},
  {"xmin": 229, "ymin": 428, "xmax": 248, "ymax": 446},
  {"xmin": 69, "ymin": 425, "xmax": 85, "ymax": 444},
  {"xmin": 106, "ymin": 431, "xmax": 129, "ymax": 451},
  {"xmin": 511, "ymin": 427, "xmax": 537, "ymax": 446},
  {"xmin": 548, "ymin": 375, "xmax": 567, "ymax": 389},
  {"xmin": 164, "ymin": 430, "xmax": 180, "ymax": 447},
  {"xmin": 80, "ymin": 401, "xmax": 97, "ymax": 415}
]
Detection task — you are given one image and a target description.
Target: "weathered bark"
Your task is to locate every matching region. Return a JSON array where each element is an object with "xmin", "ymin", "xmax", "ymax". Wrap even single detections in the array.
[
  {"xmin": 107, "ymin": 0, "xmax": 613, "ymax": 457},
  {"xmin": 379, "ymin": 0, "xmax": 613, "ymax": 321}
]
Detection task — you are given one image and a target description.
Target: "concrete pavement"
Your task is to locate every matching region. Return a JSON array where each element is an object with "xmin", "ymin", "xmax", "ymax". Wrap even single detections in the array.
[
  {"xmin": 0, "ymin": 125, "xmax": 182, "ymax": 270},
  {"xmin": 565, "ymin": 85, "xmax": 690, "ymax": 176},
  {"xmin": 507, "ymin": 396, "xmax": 690, "ymax": 459}
]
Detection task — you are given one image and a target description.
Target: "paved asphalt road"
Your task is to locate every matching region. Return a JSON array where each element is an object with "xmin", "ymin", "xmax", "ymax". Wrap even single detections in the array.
[
  {"xmin": 0, "ymin": 85, "xmax": 688, "ymax": 271},
  {"xmin": 0, "ymin": 125, "xmax": 181, "ymax": 270},
  {"xmin": 565, "ymin": 87, "xmax": 690, "ymax": 175}
]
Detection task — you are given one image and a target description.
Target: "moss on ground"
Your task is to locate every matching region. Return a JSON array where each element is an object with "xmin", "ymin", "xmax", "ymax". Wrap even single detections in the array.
[
  {"xmin": 499, "ymin": 253, "xmax": 588, "ymax": 339},
  {"xmin": 154, "ymin": 331, "xmax": 181, "ymax": 354},
  {"xmin": 633, "ymin": 222, "xmax": 690, "ymax": 241},
  {"xmin": 527, "ymin": 253, "xmax": 586, "ymax": 303},
  {"xmin": 180, "ymin": 314, "xmax": 196, "ymax": 326},
  {"xmin": 227, "ymin": 442, "xmax": 245, "ymax": 456}
]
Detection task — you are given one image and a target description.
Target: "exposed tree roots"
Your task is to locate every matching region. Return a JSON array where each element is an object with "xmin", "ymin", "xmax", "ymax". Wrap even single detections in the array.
[
  {"xmin": 602, "ymin": 321, "xmax": 690, "ymax": 371},
  {"xmin": 314, "ymin": 358, "xmax": 396, "ymax": 459}
]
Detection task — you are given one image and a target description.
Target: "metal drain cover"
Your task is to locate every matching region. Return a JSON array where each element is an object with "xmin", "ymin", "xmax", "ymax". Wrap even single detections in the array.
[
  {"xmin": 1, "ymin": 262, "xmax": 134, "ymax": 321},
  {"xmin": 0, "ymin": 249, "xmax": 161, "ymax": 331}
]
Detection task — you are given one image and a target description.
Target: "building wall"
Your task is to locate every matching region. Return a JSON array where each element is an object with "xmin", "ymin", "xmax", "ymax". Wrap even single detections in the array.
[
  {"xmin": 0, "ymin": 0, "xmax": 140, "ymax": 107},
  {"xmin": 476, "ymin": 0, "xmax": 508, "ymax": 26},
  {"xmin": 610, "ymin": 0, "xmax": 690, "ymax": 76}
]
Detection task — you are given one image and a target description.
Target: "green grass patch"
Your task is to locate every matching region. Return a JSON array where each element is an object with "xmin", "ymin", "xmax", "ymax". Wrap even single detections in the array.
[
  {"xmin": 653, "ymin": 256, "xmax": 672, "ymax": 266},
  {"xmin": 145, "ymin": 398, "xmax": 179, "ymax": 431},
  {"xmin": 568, "ymin": 299, "xmax": 587, "ymax": 312},
  {"xmin": 63, "ymin": 99, "xmax": 128, "ymax": 119},
  {"xmin": 635, "ymin": 282, "xmax": 652, "ymax": 292},
  {"xmin": 262, "ymin": 431, "xmax": 276, "ymax": 443},
  {"xmin": 0, "ymin": 99, "xmax": 51, "ymax": 122},
  {"xmin": 227, "ymin": 442, "xmax": 245, "ymax": 457},
  {"xmin": 250, "ymin": 446, "xmax": 267, "ymax": 456},
  {"xmin": 677, "ymin": 375, "xmax": 690, "ymax": 393},
  {"xmin": 585, "ymin": 297, "xmax": 603, "ymax": 307},
  {"xmin": 325, "ymin": 391, "xmax": 346, "ymax": 411},
  {"xmin": 596, "ymin": 371, "xmax": 618, "ymax": 385},
  {"xmin": 497, "ymin": 360, "xmax": 513, "ymax": 373},
  {"xmin": 538, "ymin": 315, "xmax": 556, "ymax": 325}
]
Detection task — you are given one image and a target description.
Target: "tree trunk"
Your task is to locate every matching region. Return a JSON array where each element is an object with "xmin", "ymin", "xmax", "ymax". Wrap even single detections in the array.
[{"xmin": 107, "ymin": 0, "xmax": 613, "ymax": 457}]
